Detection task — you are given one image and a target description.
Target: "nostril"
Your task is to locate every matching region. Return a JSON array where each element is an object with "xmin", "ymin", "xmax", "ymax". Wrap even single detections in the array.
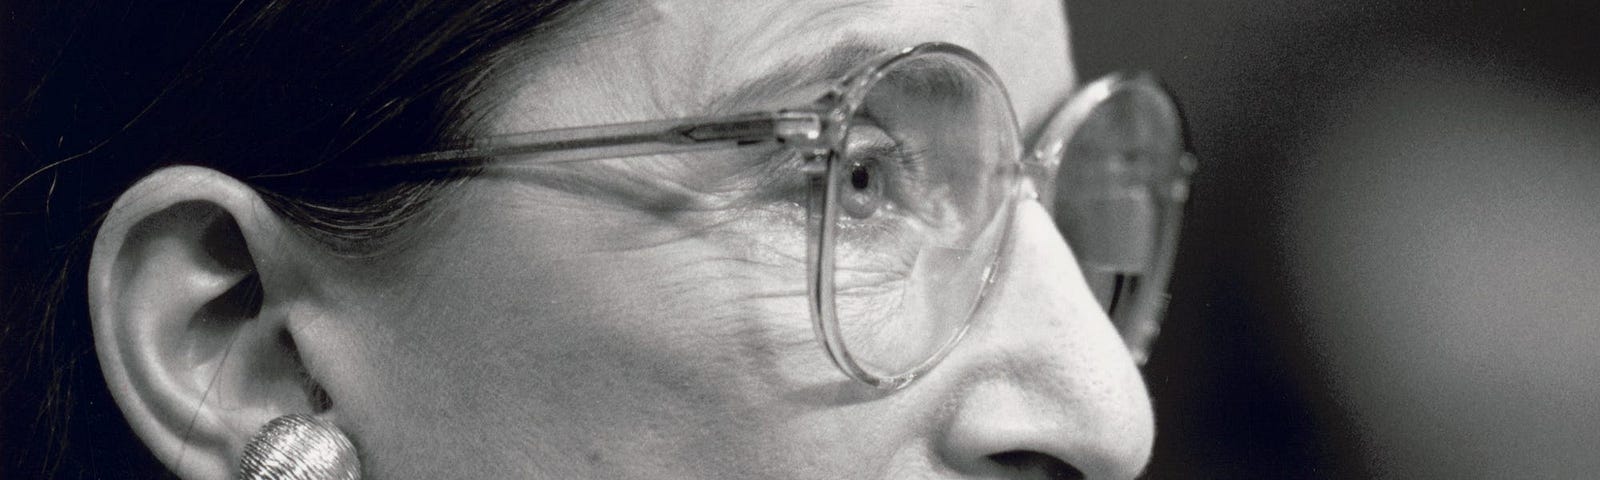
[{"xmin": 989, "ymin": 450, "xmax": 1086, "ymax": 480}]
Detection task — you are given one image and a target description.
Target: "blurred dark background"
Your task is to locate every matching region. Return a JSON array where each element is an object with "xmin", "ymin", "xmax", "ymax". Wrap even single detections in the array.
[{"xmin": 1068, "ymin": 0, "xmax": 1600, "ymax": 478}]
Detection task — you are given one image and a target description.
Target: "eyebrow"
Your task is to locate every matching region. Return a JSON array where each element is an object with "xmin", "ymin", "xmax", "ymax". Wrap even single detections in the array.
[{"xmin": 705, "ymin": 39, "xmax": 893, "ymax": 114}]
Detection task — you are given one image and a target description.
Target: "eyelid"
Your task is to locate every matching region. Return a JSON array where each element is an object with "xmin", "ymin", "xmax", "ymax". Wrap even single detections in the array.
[
  {"xmin": 839, "ymin": 123, "xmax": 934, "ymax": 217},
  {"xmin": 843, "ymin": 124, "xmax": 899, "ymax": 159}
]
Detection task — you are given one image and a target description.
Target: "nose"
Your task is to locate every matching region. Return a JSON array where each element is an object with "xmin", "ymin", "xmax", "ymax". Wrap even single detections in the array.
[{"xmin": 934, "ymin": 202, "xmax": 1154, "ymax": 479}]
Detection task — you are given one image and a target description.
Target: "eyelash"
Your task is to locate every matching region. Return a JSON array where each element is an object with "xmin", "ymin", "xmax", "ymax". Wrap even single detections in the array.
[
  {"xmin": 845, "ymin": 122, "xmax": 932, "ymax": 197},
  {"xmin": 726, "ymin": 123, "xmax": 934, "ymax": 237}
]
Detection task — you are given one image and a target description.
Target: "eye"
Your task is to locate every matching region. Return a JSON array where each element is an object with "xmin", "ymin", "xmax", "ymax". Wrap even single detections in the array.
[
  {"xmin": 841, "ymin": 159, "xmax": 885, "ymax": 219},
  {"xmin": 840, "ymin": 120, "xmax": 926, "ymax": 222},
  {"xmin": 850, "ymin": 164, "xmax": 872, "ymax": 190}
]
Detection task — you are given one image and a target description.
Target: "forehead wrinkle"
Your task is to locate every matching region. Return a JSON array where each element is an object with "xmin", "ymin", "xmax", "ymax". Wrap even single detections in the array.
[
  {"xmin": 695, "ymin": 2, "xmax": 1007, "ymax": 116},
  {"xmin": 705, "ymin": 38, "xmax": 892, "ymax": 114},
  {"xmin": 705, "ymin": 0, "xmax": 883, "ymax": 68},
  {"xmin": 693, "ymin": 0, "xmax": 895, "ymax": 111}
]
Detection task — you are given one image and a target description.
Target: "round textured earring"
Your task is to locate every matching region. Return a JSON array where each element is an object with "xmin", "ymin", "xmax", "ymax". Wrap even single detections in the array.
[{"xmin": 237, "ymin": 414, "xmax": 362, "ymax": 480}]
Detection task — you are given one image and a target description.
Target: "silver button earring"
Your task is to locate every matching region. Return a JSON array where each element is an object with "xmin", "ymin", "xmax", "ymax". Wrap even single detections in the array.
[{"xmin": 237, "ymin": 414, "xmax": 362, "ymax": 480}]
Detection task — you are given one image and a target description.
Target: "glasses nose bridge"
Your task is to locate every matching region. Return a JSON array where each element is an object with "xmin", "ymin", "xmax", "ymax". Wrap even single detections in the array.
[
  {"xmin": 1017, "ymin": 130, "xmax": 1068, "ymax": 209},
  {"xmin": 1016, "ymin": 84, "xmax": 1085, "ymax": 217}
]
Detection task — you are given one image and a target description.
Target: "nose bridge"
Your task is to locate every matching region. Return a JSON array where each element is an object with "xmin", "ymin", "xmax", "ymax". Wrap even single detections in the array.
[
  {"xmin": 971, "ymin": 202, "xmax": 1124, "ymax": 387},
  {"xmin": 934, "ymin": 201, "xmax": 1153, "ymax": 479}
]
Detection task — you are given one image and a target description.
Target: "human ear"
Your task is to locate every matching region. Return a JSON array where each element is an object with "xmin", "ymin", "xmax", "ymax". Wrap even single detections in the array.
[{"xmin": 88, "ymin": 166, "xmax": 340, "ymax": 479}]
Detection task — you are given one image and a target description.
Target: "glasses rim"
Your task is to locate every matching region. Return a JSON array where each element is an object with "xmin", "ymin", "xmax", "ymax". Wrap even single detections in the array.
[
  {"xmin": 355, "ymin": 42, "xmax": 1195, "ymax": 390},
  {"xmin": 1029, "ymin": 73, "xmax": 1196, "ymax": 365}
]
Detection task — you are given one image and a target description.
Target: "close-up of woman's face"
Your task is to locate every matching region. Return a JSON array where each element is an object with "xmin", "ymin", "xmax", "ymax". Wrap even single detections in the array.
[
  {"xmin": 69, "ymin": 0, "xmax": 1155, "ymax": 478},
  {"xmin": 20, "ymin": 1, "xmax": 1600, "ymax": 478},
  {"xmin": 329, "ymin": 1, "xmax": 1148, "ymax": 478}
]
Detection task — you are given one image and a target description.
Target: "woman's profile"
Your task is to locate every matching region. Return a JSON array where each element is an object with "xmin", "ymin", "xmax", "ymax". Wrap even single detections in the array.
[{"xmin": 1, "ymin": 1, "xmax": 1192, "ymax": 478}]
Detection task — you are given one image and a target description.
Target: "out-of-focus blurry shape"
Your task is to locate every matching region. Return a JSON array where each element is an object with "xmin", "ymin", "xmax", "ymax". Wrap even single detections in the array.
[
  {"xmin": 1071, "ymin": 0, "xmax": 1600, "ymax": 477},
  {"xmin": 1286, "ymin": 52, "xmax": 1600, "ymax": 479}
]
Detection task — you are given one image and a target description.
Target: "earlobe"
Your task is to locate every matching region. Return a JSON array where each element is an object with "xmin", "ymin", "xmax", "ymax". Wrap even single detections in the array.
[{"xmin": 89, "ymin": 166, "xmax": 335, "ymax": 479}]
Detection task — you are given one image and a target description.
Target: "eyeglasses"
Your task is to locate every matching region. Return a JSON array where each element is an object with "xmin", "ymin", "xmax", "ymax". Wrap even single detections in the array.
[{"xmin": 367, "ymin": 43, "xmax": 1194, "ymax": 389}]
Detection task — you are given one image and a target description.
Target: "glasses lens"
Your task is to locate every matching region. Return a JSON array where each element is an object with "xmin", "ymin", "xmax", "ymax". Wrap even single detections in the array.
[
  {"xmin": 1050, "ymin": 76, "xmax": 1190, "ymax": 363},
  {"xmin": 826, "ymin": 50, "xmax": 1021, "ymax": 379}
]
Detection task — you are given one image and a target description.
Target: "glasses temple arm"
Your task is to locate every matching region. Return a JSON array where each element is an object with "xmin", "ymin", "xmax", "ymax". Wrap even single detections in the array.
[{"xmin": 363, "ymin": 111, "xmax": 823, "ymax": 169}]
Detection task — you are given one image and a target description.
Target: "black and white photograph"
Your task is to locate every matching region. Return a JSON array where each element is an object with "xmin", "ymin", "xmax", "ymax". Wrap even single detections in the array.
[{"xmin": 3, "ymin": 1, "xmax": 1597, "ymax": 478}]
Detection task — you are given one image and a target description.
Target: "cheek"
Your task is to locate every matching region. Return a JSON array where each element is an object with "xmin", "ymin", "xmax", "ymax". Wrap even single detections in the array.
[{"xmin": 345, "ymin": 179, "xmax": 840, "ymax": 475}]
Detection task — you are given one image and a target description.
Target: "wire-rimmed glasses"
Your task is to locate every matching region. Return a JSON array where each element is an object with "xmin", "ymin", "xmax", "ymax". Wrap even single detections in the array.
[{"xmin": 366, "ymin": 43, "xmax": 1194, "ymax": 389}]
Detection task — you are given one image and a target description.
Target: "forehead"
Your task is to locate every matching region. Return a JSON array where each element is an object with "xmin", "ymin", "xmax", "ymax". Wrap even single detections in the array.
[{"xmin": 475, "ymin": 0, "xmax": 1073, "ymax": 136}]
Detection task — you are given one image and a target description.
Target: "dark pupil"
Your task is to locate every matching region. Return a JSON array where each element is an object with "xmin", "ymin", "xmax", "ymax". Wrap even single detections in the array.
[{"xmin": 850, "ymin": 165, "xmax": 872, "ymax": 190}]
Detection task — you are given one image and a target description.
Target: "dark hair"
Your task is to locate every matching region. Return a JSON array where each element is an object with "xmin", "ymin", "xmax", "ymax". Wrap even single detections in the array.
[{"xmin": 1, "ymin": 1, "xmax": 593, "ymax": 476}]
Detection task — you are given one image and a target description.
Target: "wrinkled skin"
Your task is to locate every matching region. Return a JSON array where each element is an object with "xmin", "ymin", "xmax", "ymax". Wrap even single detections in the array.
[
  {"xmin": 92, "ymin": 1, "xmax": 1154, "ymax": 478},
  {"xmin": 349, "ymin": 1, "xmax": 1152, "ymax": 478}
]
